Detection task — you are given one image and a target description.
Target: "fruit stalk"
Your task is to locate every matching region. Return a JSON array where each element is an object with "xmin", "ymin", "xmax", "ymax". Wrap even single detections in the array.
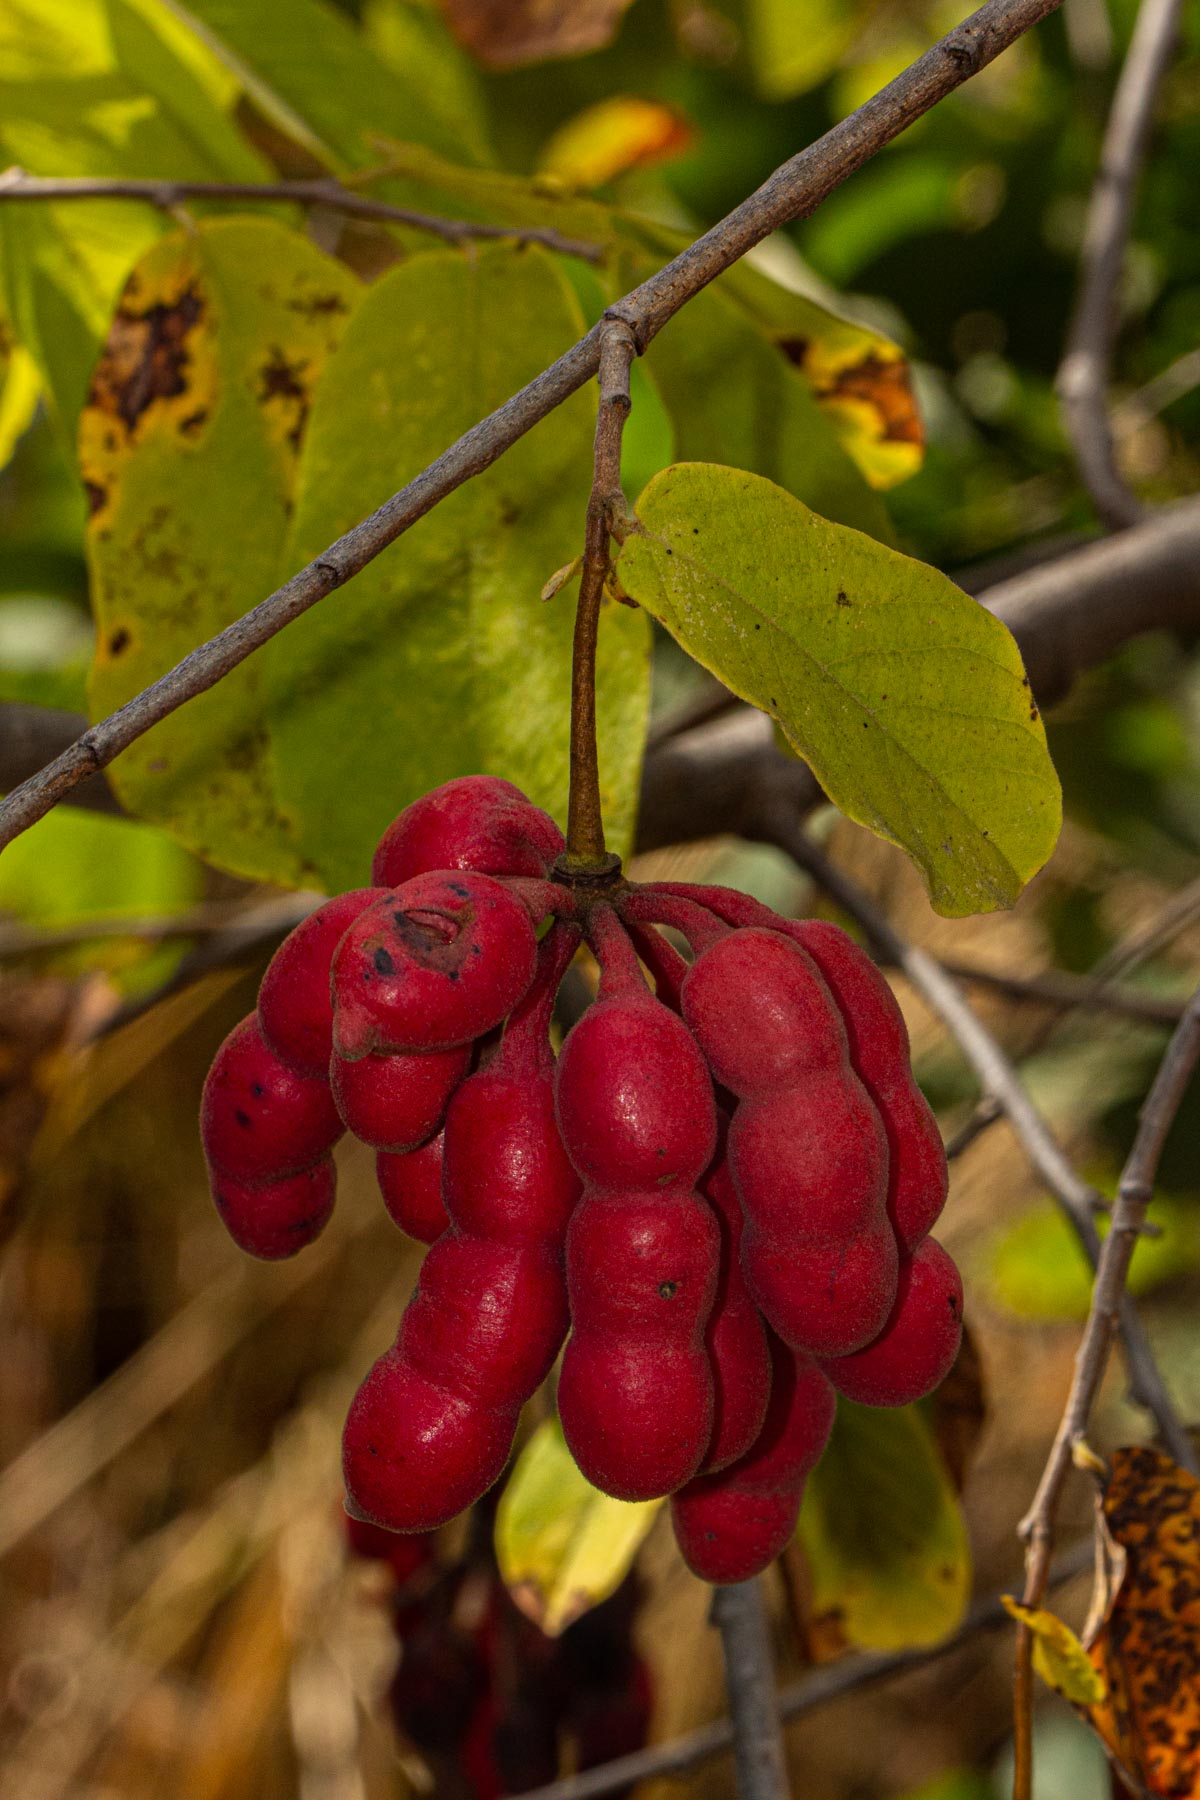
[{"xmin": 566, "ymin": 316, "xmax": 637, "ymax": 869}]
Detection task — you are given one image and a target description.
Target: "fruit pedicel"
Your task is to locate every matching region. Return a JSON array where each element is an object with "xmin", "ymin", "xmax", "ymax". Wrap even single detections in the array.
[{"xmin": 200, "ymin": 776, "xmax": 961, "ymax": 1582}]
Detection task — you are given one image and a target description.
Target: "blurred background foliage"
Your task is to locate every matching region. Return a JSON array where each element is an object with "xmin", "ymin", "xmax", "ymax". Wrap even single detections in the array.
[{"xmin": 0, "ymin": 0, "xmax": 1199, "ymax": 1796}]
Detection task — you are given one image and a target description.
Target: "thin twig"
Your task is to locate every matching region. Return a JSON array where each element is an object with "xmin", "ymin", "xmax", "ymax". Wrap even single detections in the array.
[
  {"xmin": 1012, "ymin": 984, "xmax": 1200, "ymax": 1797},
  {"xmin": 0, "ymin": 0, "xmax": 1068, "ymax": 860},
  {"xmin": 753, "ymin": 815, "xmax": 1198, "ymax": 1477},
  {"xmin": 711, "ymin": 1580, "xmax": 791, "ymax": 1800},
  {"xmin": 566, "ymin": 318, "xmax": 636, "ymax": 865},
  {"xmin": 0, "ymin": 166, "xmax": 604, "ymax": 262},
  {"xmin": 1056, "ymin": 0, "xmax": 1184, "ymax": 528},
  {"xmin": 930, "ymin": 956, "xmax": 1187, "ymax": 1028},
  {"xmin": 513, "ymin": 1541, "xmax": 1094, "ymax": 1800}
]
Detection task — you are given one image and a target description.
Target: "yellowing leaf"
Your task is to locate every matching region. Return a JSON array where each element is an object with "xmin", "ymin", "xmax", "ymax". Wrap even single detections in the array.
[
  {"xmin": 719, "ymin": 260, "xmax": 924, "ymax": 491},
  {"xmin": 84, "ymin": 219, "xmax": 361, "ymax": 885},
  {"xmin": 616, "ymin": 463, "xmax": 1062, "ymax": 917},
  {"xmin": 1085, "ymin": 1446, "xmax": 1200, "ymax": 1797},
  {"xmin": 797, "ymin": 1402, "xmax": 971, "ymax": 1651},
  {"xmin": 539, "ymin": 97, "xmax": 692, "ymax": 190},
  {"xmin": 1002, "ymin": 1599, "xmax": 1107, "ymax": 1707},
  {"xmin": 496, "ymin": 1419, "xmax": 661, "ymax": 1636},
  {"xmin": 0, "ymin": 323, "xmax": 40, "ymax": 472}
]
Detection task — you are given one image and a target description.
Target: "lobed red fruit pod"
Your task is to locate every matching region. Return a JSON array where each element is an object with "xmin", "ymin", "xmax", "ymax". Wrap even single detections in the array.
[
  {"xmin": 558, "ymin": 1184, "xmax": 720, "ymax": 1500},
  {"xmin": 258, "ymin": 888, "xmax": 382, "ymax": 1077},
  {"xmin": 331, "ymin": 870, "xmax": 538, "ymax": 1060},
  {"xmin": 372, "ymin": 775, "xmax": 564, "ymax": 888},
  {"xmin": 331, "ymin": 1042, "xmax": 471, "ymax": 1152},
  {"xmin": 342, "ymin": 925, "xmax": 580, "ymax": 1533},
  {"xmin": 671, "ymin": 1338, "xmax": 836, "ymax": 1585},
  {"xmin": 788, "ymin": 920, "xmax": 949, "ymax": 1250},
  {"xmin": 210, "ymin": 1158, "xmax": 336, "ymax": 1261},
  {"xmin": 201, "ymin": 1013, "xmax": 342, "ymax": 1183},
  {"xmin": 554, "ymin": 994, "xmax": 717, "ymax": 1191},
  {"xmin": 699, "ymin": 1147, "xmax": 771, "ymax": 1472},
  {"xmin": 377, "ymin": 1135, "xmax": 448, "ymax": 1244},
  {"xmin": 821, "ymin": 1236, "xmax": 963, "ymax": 1406}
]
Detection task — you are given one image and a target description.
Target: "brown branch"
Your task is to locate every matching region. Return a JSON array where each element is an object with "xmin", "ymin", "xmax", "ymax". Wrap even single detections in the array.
[
  {"xmin": 753, "ymin": 816, "xmax": 1199, "ymax": 1478},
  {"xmin": 514, "ymin": 1541, "xmax": 1094, "ymax": 1800},
  {"xmin": 1012, "ymin": 983, "xmax": 1200, "ymax": 1795},
  {"xmin": 566, "ymin": 318, "xmax": 636, "ymax": 866},
  {"xmin": 1056, "ymin": 0, "xmax": 1184, "ymax": 529},
  {"xmin": 0, "ymin": 0, "xmax": 1068, "ymax": 860},
  {"xmin": 0, "ymin": 166, "xmax": 604, "ymax": 263}
]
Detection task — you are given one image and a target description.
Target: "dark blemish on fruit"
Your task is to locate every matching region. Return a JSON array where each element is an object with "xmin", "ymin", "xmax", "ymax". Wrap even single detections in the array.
[
  {"xmin": 251, "ymin": 1082, "xmax": 265, "ymax": 1098},
  {"xmin": 235, "ymin": 1109, "xmax": 252, "ymax": 1129},
  {"xmin": 658, "ymin": 1281, "xmax": 677, "ymax": 1299},
  {"xmin": 449, "ymin": 882, "xmax": 470, "ymax": 898},
  {"xmin": 374, "ymin": 947, "xmax": 395, "ymax": 976}
]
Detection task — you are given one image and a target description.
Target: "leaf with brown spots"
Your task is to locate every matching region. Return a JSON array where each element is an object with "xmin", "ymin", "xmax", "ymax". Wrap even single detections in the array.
[
  {"xmin": 1083, "ymin": 1446, "xmax": 1200, "ymax": 1798},
  {"xmin": 439, "ymin": 0, "xmax": 638, "ymax": 69},
  {"xmin": 84, "ymin": 219, "xmax": 360, "ymax": 886}
]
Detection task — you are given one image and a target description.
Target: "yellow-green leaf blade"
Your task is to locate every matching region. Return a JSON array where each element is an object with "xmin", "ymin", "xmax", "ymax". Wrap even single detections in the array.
[
  {"xmin": 84, "ymin": 218, "xmax": 361, "ymax": 885},
  {"xmin": 496, "ymin": 1419, "xmax": 661, "ymax": 1637},
  {"xmin": 264, "ymin": 242, "xmax": 649, "ymax": 890},
  {"xmin": 797, "ymin": 1401, "xmax": 971, "ymax": 1651},
  {"xmin": 1003, "ymin": 1599, "xmax": 1107, "ymax": 1707},
  {"xmin": 617, "ymin": 463, "xmax": 1061, "ymax": 917}
]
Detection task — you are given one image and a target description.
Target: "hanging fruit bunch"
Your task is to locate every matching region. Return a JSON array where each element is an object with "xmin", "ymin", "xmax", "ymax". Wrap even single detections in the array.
[{"xmin": 200, "ymin": 773, "xmax": 962, "ymax": 1586}]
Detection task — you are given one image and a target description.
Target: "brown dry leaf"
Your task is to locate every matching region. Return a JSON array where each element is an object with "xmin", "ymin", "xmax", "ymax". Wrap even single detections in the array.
[
  {"xmin": 439, "ymin": 0, "xmax": 639, "ymax": 68},
  {"xmin": 1084, "ymin": 1445, "xmax": 1200, "ymax": 1797}
]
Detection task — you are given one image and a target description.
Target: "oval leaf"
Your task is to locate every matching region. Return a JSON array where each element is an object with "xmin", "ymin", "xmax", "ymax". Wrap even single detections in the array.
[
  {"xmin": 496, "ymin": 1419, "xmax": 661, "ymax": 1637},
  {"xmin": 616, "ymin": 463, "xmax": 1062, "ymax": 917},
  {"xmin": 797, "ymin": 1400, "xmax": 971, "ymax": 1651}
]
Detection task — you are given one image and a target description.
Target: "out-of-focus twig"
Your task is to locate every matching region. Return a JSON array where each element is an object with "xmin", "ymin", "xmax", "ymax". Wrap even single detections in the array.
[
  {"xmin": 1011, "ymin": 984, "xmax": 1200, "ymax": 1798},
  {"xmin": 1057, "ymin": 0, "xmax": 1184, "ymax": 527}
]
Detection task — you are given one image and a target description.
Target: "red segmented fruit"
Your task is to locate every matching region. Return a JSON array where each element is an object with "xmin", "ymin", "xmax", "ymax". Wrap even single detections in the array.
[
  {"xmin": 821, "ymin": 1236, "xmax": 963, "ymax": 1406},
  {"xmin": 790, "ymin": 919, "xmax": 948, "ymax": 1251},
  {"xmin": 670, "ymin": 1338, "xmax": 836, "ymax": 1584},
  {"xmin": 331, "ymin": 1043, "xmax": 471, "ymax": 1151},
  {"xmin": 700, "ymin": 1150, "xmax": 771, "ymax": 1471},
  {"xmin": 372, "ymin": 775, "xmax": 564, "ymax": 887},
  {"xmin": 377, "ymin": 1135, "xmax": 447, "ymax": 1244},
  {"xmin": 210, "ymin": 1158, "xmax": 336, "ymax": 1261},
  {"xmin": 331, "ymin": 870, "xmax": 538, "ymax": 1059},
  {"xmin": 201, "ymin": 1014, "xmax": 342, "ymax": 1183},
  {"xmin": 258, "ymin": 888, "xmax": 381, "ymax": 1077},
  {"xmin": 554, "ymin": 994, "xmax": 717, "ymax": 1190},
  {"xmin": 558, "ymin": 1186, "xmax": 719, "ymax": 1500}
]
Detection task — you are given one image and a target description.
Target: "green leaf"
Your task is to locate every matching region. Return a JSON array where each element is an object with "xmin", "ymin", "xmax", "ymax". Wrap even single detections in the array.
[
  {"xmin": 84, "ymin": 218, "xmax": 362, "ymax": 886},
  {"xmin": 985, "ymin": 1196, "xmax": 1200, "ymax": 1322},
  {"xmin": 496, "ymin": 1419, "xmax": 661, "ymax": 1637},
  {"xmin": 641, "ymin": 285, "xmax": 893, "ymax": 540},
  {"xmin": 0, "ymin": 804, "xmax": 201, "ymax": 931},
  {"xmin": 616, "ymin": 463, "xmax": 1062, "ymax": 916},
  {"xmin": 1002, "ymin": 1599, "xmax": 1107, "ymax": 1707},
  {"xmin": 798, "ymin": 1401, "xmax": 971, "ymax": 1651},
  {"xmin": 167, "ymin": 0, "xmax": 491, "ymax": 169},
  {"xmin": 0, "ymin": 0, "xmax": 271, "ymax": 438},
  {"xmin": 262, "ymin": 242, "xmax": 649, "ymax": 889},
  {"xmin": 85, "ymin": 234, "xmax": 649, "ymax": 889},
  {"xmin": 745, "ymin": 0, "xmax": 857, "ymax": 100}
]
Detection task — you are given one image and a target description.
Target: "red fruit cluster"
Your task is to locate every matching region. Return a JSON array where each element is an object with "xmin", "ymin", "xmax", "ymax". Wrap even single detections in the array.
[{"xmin": 200, "ymin": 777, "xmax": 962, "ymax": 1585}]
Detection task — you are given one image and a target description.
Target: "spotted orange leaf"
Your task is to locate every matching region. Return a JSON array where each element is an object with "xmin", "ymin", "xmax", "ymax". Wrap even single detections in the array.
[{"xmin": 1085, "ymin": 1445, "xmax": 1200, "ymax": 1798}]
